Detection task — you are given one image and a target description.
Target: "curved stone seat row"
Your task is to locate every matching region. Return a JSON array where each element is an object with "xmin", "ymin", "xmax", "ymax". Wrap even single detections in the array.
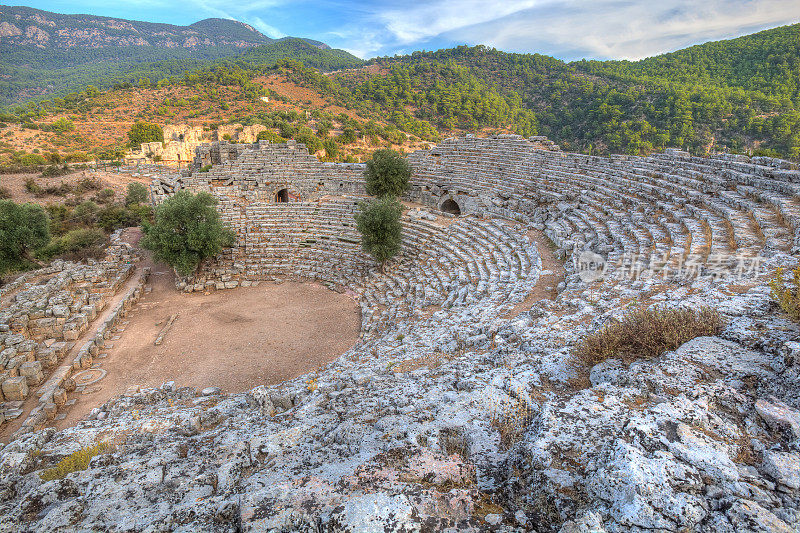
[
  {"xmin": 194, "ymin": 194, "xmax": 540, "ymax": 335},
  {"xmin": 408, "ymin": 136, "xmax": 799, "ymax": 284},
  {"xmin": 357, "ymin": 216, "xmax": 539, "ymax": 334}
]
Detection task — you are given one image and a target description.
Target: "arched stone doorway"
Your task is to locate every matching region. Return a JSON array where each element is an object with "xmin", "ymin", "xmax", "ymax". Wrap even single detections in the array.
[
  {"xmin": 441, "ymin": 198, "xmax": 461, "ymax": 216},
  {"xmin": 276, "ymin": 188, "xmax": 289, "ymax": 203}
]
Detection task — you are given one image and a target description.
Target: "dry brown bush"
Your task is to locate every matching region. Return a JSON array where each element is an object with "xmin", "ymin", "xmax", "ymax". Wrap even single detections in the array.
[
  {"xmin": 575, "ymin": 306, "xmax": 724, "ymax": 367},
  {"xmin": 770, "ymin": 267, "xmax": 800, "ymax": 322}
]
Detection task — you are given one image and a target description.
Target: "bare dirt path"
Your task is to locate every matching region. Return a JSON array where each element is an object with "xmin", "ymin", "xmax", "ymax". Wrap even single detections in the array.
[
  {"xmin": 51, "ymin": 260, "xmax": 361, "ymax": 430},
  {"xmin": 504, "ymin": 228, "xmax": 566, "ymax": 318}
]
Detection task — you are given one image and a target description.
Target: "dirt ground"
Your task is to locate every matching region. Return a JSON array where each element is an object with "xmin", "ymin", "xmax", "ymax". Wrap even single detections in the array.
[
  {"xmin": 504, "ymin": 227, "xmax": 566, "ymax": 318},
  {"xmin": 50, "ymin": 260, "xmax": 361, "ymax": 430},
  {"xmin": 0, "ymin": 169, "xmax": 151, "ymax": 205}
]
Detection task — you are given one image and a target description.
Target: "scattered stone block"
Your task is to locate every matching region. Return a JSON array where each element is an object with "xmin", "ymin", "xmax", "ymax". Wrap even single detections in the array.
[
  {"xmin": 2, "ymin": 377, "xmax": 28, "ymax": 401},
  {"xmin": 43, "ymin": 402, "xmax": 57, "ymax": 420},
  {"xmin": 54, "ymin": 389, "xmax": 68, "ymax": 407},
  {"xmin": 19, "ymin": 361, "xmax": 44, "ymax": 385}
]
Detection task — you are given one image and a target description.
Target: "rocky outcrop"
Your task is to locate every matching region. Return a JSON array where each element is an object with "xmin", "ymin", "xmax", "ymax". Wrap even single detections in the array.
[{"xmin": 0, "ymin": 6, "xmax": 271, "ymax": 49}]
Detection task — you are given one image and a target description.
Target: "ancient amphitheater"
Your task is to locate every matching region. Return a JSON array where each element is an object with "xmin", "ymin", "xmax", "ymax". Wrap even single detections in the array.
[{"xmin": 1, "ymin": 135, "xmax": 799, "ymax": 532}]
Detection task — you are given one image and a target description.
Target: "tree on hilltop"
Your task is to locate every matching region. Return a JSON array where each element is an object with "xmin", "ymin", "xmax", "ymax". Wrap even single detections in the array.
[
  {"xmin": 141, "ymin": 191, "xmax": 234, "ymax": 277},
  {"xmin": 364, "ymin": 149, "xmax": 411, "ymax": 198},
  {"xmin": 127, "ymin": 121, "xmax": 164, "ymax": 149},
  {"xmin": 355, "ymin": 196, "xmax": 403, "ymax": 270}
]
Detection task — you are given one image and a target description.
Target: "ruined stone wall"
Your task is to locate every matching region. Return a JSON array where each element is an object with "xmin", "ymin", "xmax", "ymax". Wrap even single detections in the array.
[
  {"xmin": 153, "ymin": 141, "xmax": 367, "ymax": 205},
  {"xmin": 151, "ymin": 141, "xmax": 371, "ymax": 290},
  {"xmin": 184, "ymin": 197, "xmax": 372, "ymax": 292},
  {"xmin": 126, "ymin": 123, "xmax": 270, "ymax": 166}
]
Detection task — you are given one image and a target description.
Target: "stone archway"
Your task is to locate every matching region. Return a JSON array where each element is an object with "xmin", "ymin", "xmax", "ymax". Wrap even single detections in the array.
[
  {"xmin": 276, "ymin": 188, "xmax": 289, "ymax": 203},
  {"xmin": 441, "ymin": 198, "xmax": 461, "ymax": 216}
]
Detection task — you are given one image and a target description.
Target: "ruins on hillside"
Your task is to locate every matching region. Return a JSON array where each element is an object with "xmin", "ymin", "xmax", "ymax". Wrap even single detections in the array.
[{"xmin": 125, "ymin": 123, "xmax": 268, "ymax": 166}]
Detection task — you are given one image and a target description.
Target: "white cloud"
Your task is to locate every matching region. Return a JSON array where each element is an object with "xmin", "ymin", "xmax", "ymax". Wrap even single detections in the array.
[
  {"xmin": 391, "ymin": 0, "xmax": 800, "ymax": 60},
  {"xmin": 375, "ymin": 0, "xmax": 558, "ymax": 44},
  {"xmin": 320, "ymin": 28, "xmax": 384, "ymax": 58},
  {"xmin": 250, "ymin": 16, "xmax": 286, "ymax": 38}
]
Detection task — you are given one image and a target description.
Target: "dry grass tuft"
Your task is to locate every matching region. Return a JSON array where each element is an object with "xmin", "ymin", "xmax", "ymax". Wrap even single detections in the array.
[
  {"xmin": 39, "ymin": 441, "xmax": 112, "ymax": 482},
  {"xmin": 439, "ymin": 426, "xmax": 471, "ymax": 459},
  {"xmin": 574, "ymin": 306, "xmax": 724, "ymax": 367},
  {"xmin": 491, "ymin": 395, "xmax": 534, "ymax": 450},
  {"xmin": 769, "ymin": 267, "xmax": 800, "ymax": 322}
]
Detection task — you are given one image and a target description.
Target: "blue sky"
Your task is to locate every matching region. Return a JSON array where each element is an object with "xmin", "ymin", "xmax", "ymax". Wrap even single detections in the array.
[{"xmin": 12, "ymin": 0, "xmax": 800, "ymax": 60}]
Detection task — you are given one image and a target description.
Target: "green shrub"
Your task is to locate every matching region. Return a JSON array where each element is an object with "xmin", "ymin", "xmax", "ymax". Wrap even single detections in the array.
[
  {"xmin": 64, "ymin": 152, "xmax": 89, "ymax": 163},
  {"xmin": 24, "ymin": 178, "xmax": 43, "ymax": 195},
  {"xmin": 364, "ymin": 149, "xmax": 411, "ymax": 198},
  {"xmin": 256, "ymin": 130, "xmax": 286, "ymax": 144},
  {"xmin": 40, "ymin": 165, "xmax": 70, "ymax": 178},
  {"xmin": 94, "ymin": 188, "xmax": 116, "ymax": 204},
  {"xmin": 198, "ymin": 164, "xmax": 212, "ymax": 173},
  {"xmin": 38, "ymin": 228, "xmax": 106, "ymax": 261},
  {"xmin": 141, "ymin": 191, "xmax": 235, "ymax": 276},
  {"xmin": 355, "ymin": 196, "xmax": 403, "ymax": 268},
  {"xmin": 49, "ymin": 118, "xmax": 75, "ymax": 133},
  {"xmin": 574, "ymin": 306, "xmax": 723, "ymax": 366},
  {"xmin": 125, "ymin": 182, "xmax": 149, "ymax": 206},
  {"xmin": 75, "ymin": 177, "xmax": 101, "ymax": 194},
  {"xmin": 323, "ymin": 138, "xmax": 338, "ymax": 159},
  {"xmin": 16, "ymin": 153, "xmax": 47, "ymax": 166},
  {"xmin": 72, "ymin": 201, "xmax": 100, "ymax": 224},
  {"xmin": 45, "ymin": 203, "xmax": 69, "ymax": 235},
  {"xmin": 97, "ymin": 205, "xmax": 143, "ymax": 231},
  {"xmin": 278, "ymin": 123, "xmax": 296, "ymax": 139},
  {"xmin": 43, "ymin": 181, "xmax": 72, "ymax": 196},
  {"xmin": 770, "ymin": 267, "xmax": 800, "ymax": 322},
  {"xmin": 338, "ymin": 127, "xmax": 358, "ymax": 144},
  {"xmin": 127, "ymin": 121, "xmax": 163, "ymax": 149},
  {"xmin": 39, "ymin": 442, "xmax": 110, "ymax": 482},
  {"xmin": 295, "ymin": 132, "xmax": 323, "ymax": 154}
]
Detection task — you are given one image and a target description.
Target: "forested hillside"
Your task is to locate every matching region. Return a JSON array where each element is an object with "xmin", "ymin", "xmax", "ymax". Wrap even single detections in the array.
[
  {"xmin": 318, "ymin": 23, "xmax": 799, "ymax": 158},
  {"xmin": 0, "ymin": 5, "xmax": 362, "ymax": 104},
  {"xmin": 1, "ymin": 18, "xmax": 798, "ymax": 161}
]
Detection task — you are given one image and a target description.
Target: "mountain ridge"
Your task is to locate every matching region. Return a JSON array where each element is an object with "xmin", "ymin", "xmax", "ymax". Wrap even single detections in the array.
[
  {"xmin": 0, "ymin": 5, "xmax": 358, "ymax": 104},
  {"xmin": 0, "ymin": 6, "xmax": 271, "ymax": 48}
]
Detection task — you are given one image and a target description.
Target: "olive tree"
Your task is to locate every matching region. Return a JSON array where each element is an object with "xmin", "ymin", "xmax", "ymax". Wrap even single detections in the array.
[
  {"xmin": 355, "ymin": 196, "xmax": 403, "ymax": 269},
  {"xmin": 141, "ymin": 191, "xmax": 234, "ymax": 277},
  {"xmin": 0, "ymin": 200, "xmax": 50, "ymax": 275},
  {"xmin": 363, "ymin": 149, "xmax": 411, "ymax": 198}
]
